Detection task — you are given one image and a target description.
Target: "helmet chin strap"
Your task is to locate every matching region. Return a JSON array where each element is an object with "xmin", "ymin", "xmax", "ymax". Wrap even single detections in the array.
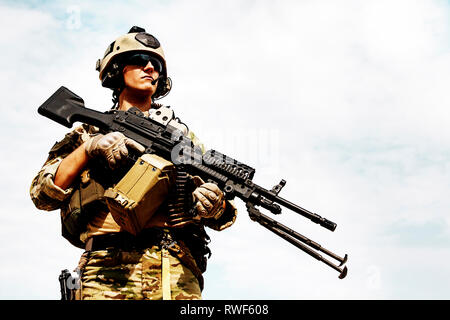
[
  {"xmin": 151, "ymin": 74, "xmax": 163, "ymax": 85},
  {"xmin": 154, "ymin": 76, "xmax": 172, "ymax": 101}
]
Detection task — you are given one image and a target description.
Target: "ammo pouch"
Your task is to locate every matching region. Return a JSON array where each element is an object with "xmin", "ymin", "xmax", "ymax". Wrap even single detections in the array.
[
  {"xmin": 62, "ymin": 169, "xmax": 107, "ymax": 249},
  {"xmin": 104, "ymin": 154, "xmax": 176, "ymax": 235}
]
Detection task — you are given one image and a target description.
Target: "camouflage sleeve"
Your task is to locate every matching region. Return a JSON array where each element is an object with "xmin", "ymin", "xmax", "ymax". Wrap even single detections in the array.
[
  {"xmin": 30, "ymin": 157, "xmax": 75, "ymax": 211},
  {"xmin": 187, "ymin": 130, "xmax": 238, "ymax": 231},
  {"xmin": 30, "ymin": 125, "xmax": 91, "ymax": 211}
]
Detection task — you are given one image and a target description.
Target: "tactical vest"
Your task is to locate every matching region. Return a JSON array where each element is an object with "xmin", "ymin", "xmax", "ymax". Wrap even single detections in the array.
[{"xmin": 56, "ymin": 131, "xmax": 211, "ymax": 288}]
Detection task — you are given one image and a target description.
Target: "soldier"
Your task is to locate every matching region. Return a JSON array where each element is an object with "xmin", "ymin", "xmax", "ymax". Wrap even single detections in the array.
[{"xmin": 30, "ymin": 26, "xmax": 237, "ymax": 300}]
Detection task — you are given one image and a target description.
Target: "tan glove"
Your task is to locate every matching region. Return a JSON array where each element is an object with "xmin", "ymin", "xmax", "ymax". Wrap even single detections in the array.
[
  {"xmin": 192, "ymin": 176, "xmax": 225, "ymax": 219},
  {"xmin": 85, "ymin": 132, "xmax": 145, "ymax": 169}
]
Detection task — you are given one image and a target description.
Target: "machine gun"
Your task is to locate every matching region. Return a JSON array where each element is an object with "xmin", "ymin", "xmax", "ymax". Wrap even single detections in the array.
[{"xmin": 38, "ymin": 86, "xmax": 348, "ymax": 279}]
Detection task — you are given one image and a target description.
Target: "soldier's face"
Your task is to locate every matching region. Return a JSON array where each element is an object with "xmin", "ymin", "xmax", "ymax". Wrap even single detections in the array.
[{"xmin": 122, "ymin": 60, "xmax": 160, "ymax": 96}]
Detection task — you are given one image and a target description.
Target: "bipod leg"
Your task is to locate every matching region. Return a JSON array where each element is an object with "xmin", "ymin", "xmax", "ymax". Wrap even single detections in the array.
[
  {"xmin": 265, "ymin": 216, "xmax": 348, "ymax": 267},
  {"xmin": 246, "ymin": 203, "xmax": 348, "ymax": 279}
]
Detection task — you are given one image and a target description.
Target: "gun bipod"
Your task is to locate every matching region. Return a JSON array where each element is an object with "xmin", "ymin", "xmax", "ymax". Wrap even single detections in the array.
[{"xmin": 246, "ymin": 202, "xmax": 348, "ymax": 279}]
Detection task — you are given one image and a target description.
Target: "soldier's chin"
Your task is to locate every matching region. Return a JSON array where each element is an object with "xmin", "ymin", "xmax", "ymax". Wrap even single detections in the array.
[{"xmin": 128, "ymin": 85, "xmax": 156, "ymax": 97}]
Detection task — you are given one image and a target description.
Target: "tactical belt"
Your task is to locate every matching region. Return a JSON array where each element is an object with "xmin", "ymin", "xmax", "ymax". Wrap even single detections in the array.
[
  {"xmin": 85, "ymin": 229, "xmax": 169, "ymax": 251},
  {"xmin": 84, "ymin": 227, "xmax": 207, "ymax": 291}
]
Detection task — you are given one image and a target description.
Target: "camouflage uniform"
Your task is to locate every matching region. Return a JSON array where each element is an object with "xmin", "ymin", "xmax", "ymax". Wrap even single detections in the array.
[
  {"xmin": 80, "ymin": 246, "xmax": 201, "ymax": 300},
  {"xmin": 30, "ymin": 121, "xmax": 237, "ymax": 300}
]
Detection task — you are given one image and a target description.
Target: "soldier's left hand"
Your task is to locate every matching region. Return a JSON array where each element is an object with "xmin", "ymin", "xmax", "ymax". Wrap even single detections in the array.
[{"xmin": 193, "ymin": 182, "xmax": 225, "ymax": 219}]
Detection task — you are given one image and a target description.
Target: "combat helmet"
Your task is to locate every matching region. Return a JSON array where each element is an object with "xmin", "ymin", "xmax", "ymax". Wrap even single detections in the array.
[{"xmin": 96, "ymin": 26, "xmax": 172, "ymax": 100}]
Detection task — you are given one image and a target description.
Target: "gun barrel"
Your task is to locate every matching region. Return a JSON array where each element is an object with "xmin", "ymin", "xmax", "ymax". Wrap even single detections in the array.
[{"xmin": 262, "ymin": 191, "xmax": 337, "ymax": 231}]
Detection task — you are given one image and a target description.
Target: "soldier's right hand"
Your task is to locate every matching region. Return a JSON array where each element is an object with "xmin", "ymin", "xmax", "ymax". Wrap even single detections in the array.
[{"xmin": 84, "ymin": 132, "xmax": 145, "ymax": 169}]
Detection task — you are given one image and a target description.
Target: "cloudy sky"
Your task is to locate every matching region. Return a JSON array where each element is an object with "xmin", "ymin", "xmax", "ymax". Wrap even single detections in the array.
[{"xmin": 1, "ymin": 0, "xmax": 450, "ymax": 300}]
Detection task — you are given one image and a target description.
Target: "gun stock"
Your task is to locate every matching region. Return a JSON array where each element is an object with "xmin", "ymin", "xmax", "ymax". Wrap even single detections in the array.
[{"xmin": 38, "ymin": 86, "xmax": 112, "ymax": 130}]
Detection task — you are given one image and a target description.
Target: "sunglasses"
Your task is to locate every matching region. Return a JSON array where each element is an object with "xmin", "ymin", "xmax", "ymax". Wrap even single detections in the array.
[{"xmin": 122, "ymin": 53, "xmax": 163, "ymax": 73}]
